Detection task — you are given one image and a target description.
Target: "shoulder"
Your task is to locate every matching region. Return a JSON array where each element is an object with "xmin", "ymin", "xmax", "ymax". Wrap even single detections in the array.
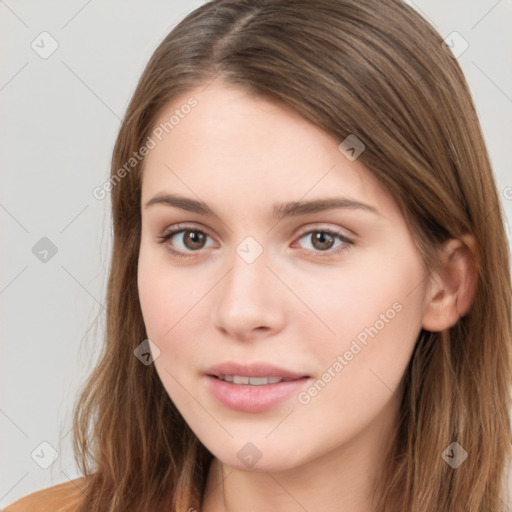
[{"xmin": 2, "ymin": 477, "xmax": 87, "ymax": 512}]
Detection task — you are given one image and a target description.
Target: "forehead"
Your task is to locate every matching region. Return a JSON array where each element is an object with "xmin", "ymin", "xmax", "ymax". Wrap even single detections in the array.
[{"xmin": 141, "ymin": 81, "xmax": 398, "ymax": 221}]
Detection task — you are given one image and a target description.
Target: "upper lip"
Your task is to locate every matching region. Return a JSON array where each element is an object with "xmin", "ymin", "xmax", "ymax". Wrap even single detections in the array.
[{"xmin": 205, "ymin": 361, "xmax": 309, "ymax": 380}]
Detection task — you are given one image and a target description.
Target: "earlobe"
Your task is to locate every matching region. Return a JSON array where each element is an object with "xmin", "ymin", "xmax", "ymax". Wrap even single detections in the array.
[{"xmin": 421, "ymin": 235, "xmax": 479, "ymax": 332}]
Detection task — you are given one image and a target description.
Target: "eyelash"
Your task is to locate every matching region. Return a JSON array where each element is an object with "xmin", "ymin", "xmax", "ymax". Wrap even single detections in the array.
[{"xmin": 156, "ymin": 224, "xmax": 354, "ymax": 260}]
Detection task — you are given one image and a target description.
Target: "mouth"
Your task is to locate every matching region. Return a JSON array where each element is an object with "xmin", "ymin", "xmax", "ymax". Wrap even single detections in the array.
[
  {"xmin": 209, "ymin": 374, "xmax": 305, "ymax": 385},
  {"xmin": 205, "ymin": 361, "xmax": 310, "ymax": 382},
  {"xmin": 203, "ymin": 361, "xmax": 311, "ymax": 412},
  {"xmin": 204, "ymin": 374, "xmax": 311, "ymax": 412}
]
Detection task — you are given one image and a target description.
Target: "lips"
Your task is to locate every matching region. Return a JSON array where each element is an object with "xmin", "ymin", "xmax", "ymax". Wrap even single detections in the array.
[
  {"xmin": 205, "ymin": 361, "xmax": 309, "ymax": 381},
  {"xmin": 203, "ymin": 361, "xmax": 312, "ymax": 412},
  {"xmin": 204, "ymin": 373, "xmax": 311, "ymax": 413}
]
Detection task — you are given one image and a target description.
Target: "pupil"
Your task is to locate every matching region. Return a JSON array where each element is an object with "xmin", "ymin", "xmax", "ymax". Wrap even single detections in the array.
[
  {"xmin": 186, "ymin": 231, "xmax": 204, "ymax": 249},
  {"xmin": 314, "ymin": 232, "xmax": 333, "ymax": 250}
]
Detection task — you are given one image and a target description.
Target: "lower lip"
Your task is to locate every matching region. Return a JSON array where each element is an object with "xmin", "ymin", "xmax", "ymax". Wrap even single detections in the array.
[{"xmin": 204, "ymin": 375, "xmax": 311, "ymax": 413}]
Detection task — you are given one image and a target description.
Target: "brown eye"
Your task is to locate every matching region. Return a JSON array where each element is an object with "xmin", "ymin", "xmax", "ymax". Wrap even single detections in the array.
[
  {"xmin": 157, "ymin": 227, "xmax": 213, "ymax": 257},
  {"xmin": 182, "ymin": 230, "xmax": 207, "ymax": 250},
  {"xmin": 310, "ymin": 231, "xmax": 336, "ymax": 251},
  {"xmin": 158, "ymin": 225, "xmax": 354, "ymax": 260},
  {"xmin": 294, "ymin": 228, "xmax": 354, "ymax": 259}
]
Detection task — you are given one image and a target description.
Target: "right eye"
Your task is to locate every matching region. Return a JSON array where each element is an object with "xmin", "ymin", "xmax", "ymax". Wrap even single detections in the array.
[{"xmin": 157, "ymin": 225, "xmax": 215, "ymax": 258}]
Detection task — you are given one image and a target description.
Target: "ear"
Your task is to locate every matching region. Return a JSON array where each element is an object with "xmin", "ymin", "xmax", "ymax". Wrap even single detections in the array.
[{"xmin": 422, "ymin": 234, "xmax": 479, "ymax": 332}]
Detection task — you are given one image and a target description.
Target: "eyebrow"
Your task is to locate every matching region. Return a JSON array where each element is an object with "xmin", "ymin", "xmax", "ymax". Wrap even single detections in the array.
[{"xmin": 144, "ymin": 193, "xmax": 381, "ymax": 220}]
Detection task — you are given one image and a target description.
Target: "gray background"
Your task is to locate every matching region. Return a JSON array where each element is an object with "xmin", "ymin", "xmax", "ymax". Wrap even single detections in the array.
[{"xmin": 1, "ymin": 0, "xmax": 511, "ymax": 507}]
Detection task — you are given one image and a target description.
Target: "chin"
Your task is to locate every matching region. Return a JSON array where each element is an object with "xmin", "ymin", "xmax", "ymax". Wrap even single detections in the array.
[{"xmin": 204, "ymin": 439, "xmax": 307, "ymax": 474}]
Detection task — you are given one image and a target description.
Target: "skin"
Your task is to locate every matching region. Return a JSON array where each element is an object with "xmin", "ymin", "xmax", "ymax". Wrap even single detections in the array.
[{"xmin": 137, "ymin": 81, "xmax": 477, "ymax": 512}]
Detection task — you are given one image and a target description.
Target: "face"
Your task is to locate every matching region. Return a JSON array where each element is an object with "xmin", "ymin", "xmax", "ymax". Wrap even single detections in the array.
[{"xmin": 137, "ymin": 81, "xmax": 429, "ymax": 473}]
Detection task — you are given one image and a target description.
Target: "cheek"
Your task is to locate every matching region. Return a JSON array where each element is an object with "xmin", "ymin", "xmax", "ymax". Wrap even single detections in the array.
[
  {"xmin": 138, "ymin": 248, "xmax": 183, "ymax": 349},
  {"xmin": 304, "ymin": 244, "xmax": 423, "ymax": 366},
  {"xmin": 137, "ymin": 249, "xmax": 210, "ymax": 371},
  {"xmin": 138, "ymin": 258, "xmax": 168, "ymax": 340},
  {"xmin": 306, "ymin": 250, "xmax": 424, "ymax": 350},
  {"xmin": 137, "ymin": 255, "xmax": 199, "ymax": 408},
  {"xmin": 293, "ymin": 290, "xmax": 422, "ymax": 450},
  {"xmin": 303, "ymin": 250, "xmax": 425, "ymax": 413}
]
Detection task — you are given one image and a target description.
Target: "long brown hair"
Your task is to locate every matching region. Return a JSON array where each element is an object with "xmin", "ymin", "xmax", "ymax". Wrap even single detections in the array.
[{"xmin": 72, "ymin": 1, "xmax": 512, "ymax": 510}]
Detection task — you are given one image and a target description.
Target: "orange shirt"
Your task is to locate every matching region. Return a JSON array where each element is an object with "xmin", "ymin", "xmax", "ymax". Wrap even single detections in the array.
[{"xmin": 2, "ymin": 477, "xmax": 87, "ymax": 512}]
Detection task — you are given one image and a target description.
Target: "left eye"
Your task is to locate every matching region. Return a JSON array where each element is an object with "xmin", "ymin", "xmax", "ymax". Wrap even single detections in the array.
[{"xmin": 295, "ymin": 229, "xmax": 352, "ymax": 253}]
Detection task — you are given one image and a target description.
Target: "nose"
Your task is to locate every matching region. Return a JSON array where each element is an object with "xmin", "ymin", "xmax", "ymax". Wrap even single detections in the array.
[{"xmin": 211, "ymin": 245, "xmax": 286, "ymax": 341}]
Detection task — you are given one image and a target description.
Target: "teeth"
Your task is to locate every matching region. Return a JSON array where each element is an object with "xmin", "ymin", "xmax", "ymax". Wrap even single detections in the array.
[{"xmin": 218, "ymin": 375, "xmax": 284, "ymax": 385}]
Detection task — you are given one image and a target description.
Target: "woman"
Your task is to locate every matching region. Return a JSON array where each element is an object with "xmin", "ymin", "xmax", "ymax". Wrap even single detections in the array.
[{"xmin": 6, "ymin": 0, "xmax": 511, "ymax": 510}]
